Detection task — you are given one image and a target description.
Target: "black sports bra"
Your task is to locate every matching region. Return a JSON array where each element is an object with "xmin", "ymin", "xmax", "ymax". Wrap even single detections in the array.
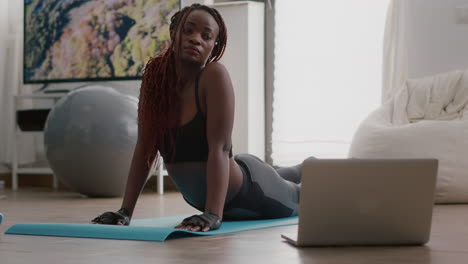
[{"xmin": 160, "ymin": 73, "xmax": 233, "ymax": 163}]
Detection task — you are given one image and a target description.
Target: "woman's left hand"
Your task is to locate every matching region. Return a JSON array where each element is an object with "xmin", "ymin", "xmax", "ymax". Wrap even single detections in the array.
[{"xmin": 175, "ymin": 212, "xmax": 222, "ymax": 232}]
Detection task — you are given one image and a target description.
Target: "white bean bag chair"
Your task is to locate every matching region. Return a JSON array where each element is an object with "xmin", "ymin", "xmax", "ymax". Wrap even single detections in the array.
[{"xmin": 349, "ymin": 69, "xmax": 468, "ymax": 203}]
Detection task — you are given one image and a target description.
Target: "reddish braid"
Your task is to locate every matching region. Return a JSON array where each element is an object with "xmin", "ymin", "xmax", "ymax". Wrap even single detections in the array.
[{"xmin": 138, "ymin": 4, "xmax": 228, "ymax": 168}]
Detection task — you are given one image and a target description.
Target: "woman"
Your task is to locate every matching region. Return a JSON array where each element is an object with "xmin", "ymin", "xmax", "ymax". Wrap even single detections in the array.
[{"xmin": 91, "ymin": 3, "xmax": 305, "ymax": 232}]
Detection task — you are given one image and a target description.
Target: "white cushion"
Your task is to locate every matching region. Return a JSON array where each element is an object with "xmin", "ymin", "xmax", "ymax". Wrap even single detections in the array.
[{"xmin": 349, "ymin": 69, "xmax": 468, "ymax": 203}]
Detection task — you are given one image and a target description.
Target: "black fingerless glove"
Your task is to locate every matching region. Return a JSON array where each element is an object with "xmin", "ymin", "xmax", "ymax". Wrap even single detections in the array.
[
  {"xmin": 91, "ymin": 208, "xmax": 130, "ymax": 226},
  {"xmin": 181, "ymin": 212, "xmax": 222, "ymax": 231}
]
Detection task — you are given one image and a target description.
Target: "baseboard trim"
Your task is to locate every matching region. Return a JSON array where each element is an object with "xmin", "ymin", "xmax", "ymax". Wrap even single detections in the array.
[
  {"xmin": 0, "ymin": 164, "xmax": 10, "ymax": 174},
  {"xmin": 0, "ymin": 172, "xmax": 176, "ymax": 192}
]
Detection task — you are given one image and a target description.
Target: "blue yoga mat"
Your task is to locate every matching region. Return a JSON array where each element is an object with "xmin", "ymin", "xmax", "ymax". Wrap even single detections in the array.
[{"xmin": 5, "ymin": 214, "xmax": 298, "ymax": 241}]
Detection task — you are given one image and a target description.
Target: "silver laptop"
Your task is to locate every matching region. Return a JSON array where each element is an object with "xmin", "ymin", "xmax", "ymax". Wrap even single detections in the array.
[{"xmin": 281, "ymin": 158, "xmax": 438, "ymax": 247}]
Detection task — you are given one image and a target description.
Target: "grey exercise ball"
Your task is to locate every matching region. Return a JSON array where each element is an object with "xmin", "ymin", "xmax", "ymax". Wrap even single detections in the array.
[{"xmin": 44, "ymin": 86, "xmax": 138, "ymax": 197}]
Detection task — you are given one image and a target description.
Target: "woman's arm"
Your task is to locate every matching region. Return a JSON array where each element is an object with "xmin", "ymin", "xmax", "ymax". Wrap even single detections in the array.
[
  {"xmin": 176, "ymin": 62, "xmax": 235, "ymax": 232},
  {"xmin": 203, "ymin": 62, "xmax": 235, "ymax": 220},
  {"xmin": 120, "ymin": 138, "xmax": 153, "ymax": 219},
  {"xmin": 91, "ymin": 136, "xmax": 153, "ymax": 225}
]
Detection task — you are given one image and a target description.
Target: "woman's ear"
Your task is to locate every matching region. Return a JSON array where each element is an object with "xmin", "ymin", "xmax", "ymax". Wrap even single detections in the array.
[{"xmin": 171, "ymin": 32, "xmax": 179, "ymax": 52}]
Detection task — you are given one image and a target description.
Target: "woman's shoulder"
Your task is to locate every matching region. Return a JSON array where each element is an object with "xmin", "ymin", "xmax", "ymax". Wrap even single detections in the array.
[
  {"xmin": 204, "ymin": 61, "xmax": 227, "ymax": 71},
  {"xmin": 200, "ymin": 62, "xmax": 230, "ymax": 81},
  {"xmin": 198, "ymin": 61, "xmax": 234, "ymax": 104}
]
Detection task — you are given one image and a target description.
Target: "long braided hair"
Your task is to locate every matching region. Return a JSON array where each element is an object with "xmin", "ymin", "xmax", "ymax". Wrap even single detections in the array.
[{"xmin": 138, "ymin": 4, "xmax": 227, "ymax": 168}]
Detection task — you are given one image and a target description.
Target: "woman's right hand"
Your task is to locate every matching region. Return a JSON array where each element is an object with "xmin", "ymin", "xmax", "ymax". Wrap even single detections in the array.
[{"xmin": 91, "ymin": 208, "xmax": 130, "ymax": 226}]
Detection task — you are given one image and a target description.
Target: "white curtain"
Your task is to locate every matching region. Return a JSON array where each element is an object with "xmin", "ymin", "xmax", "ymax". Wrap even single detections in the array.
[
  {"xmin": 382, "ymin": 0, "xmax": 408, "ymax": 103},
  {"xmin": 0, "ymin": 1, "xmax": 35, "ymax": 171},
  {"xmin": 272, "ymin": 0, "xmax": 391, "ymax": 166}
]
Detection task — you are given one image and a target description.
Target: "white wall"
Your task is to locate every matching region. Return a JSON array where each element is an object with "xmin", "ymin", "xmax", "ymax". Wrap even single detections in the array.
[
  {"xmin": 405, "ymin": 0, "xmax": 468, "ymax": 78},
  {"xmin": 215, "ymin": 1, "xmax": 265, "ymax": 160}
]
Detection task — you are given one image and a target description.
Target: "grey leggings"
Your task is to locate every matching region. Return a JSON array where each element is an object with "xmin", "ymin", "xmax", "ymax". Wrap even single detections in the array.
[{"xmin": 222, "ymin": 154, "xmax": 304, "ymax": 220}]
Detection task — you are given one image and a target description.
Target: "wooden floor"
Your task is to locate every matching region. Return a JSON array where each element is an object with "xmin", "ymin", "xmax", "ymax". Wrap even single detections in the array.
[{"xmin": 1, "ymin": 188, "xmax": 468, "ymax": 264}]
